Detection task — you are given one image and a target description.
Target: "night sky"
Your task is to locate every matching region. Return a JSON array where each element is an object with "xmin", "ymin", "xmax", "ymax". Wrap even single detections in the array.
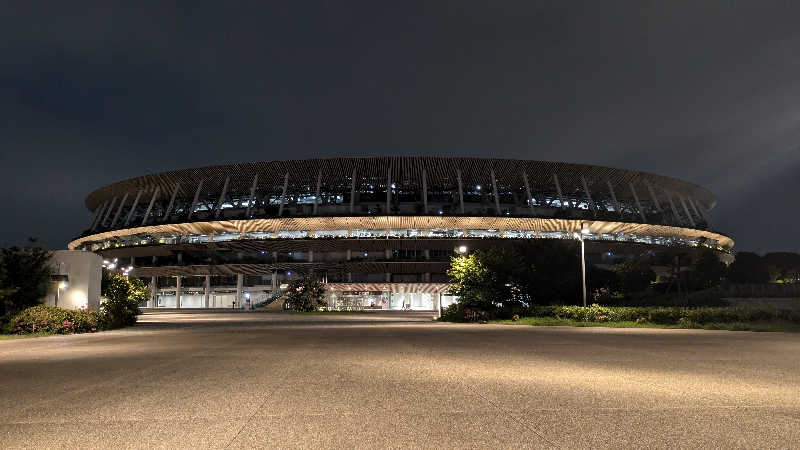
[{"xmin": 2, "ymin": 1, "xmax": 799, "ymax": 253}]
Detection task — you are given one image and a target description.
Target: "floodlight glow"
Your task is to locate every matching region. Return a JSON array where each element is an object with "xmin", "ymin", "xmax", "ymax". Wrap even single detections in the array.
[
  {"xmin": 458, "ymin": 245, "xmax": 467, "ymax": 254},
  {"xmin": 58, "ymin": 281, "xmax": 68, "ymax": 289}
]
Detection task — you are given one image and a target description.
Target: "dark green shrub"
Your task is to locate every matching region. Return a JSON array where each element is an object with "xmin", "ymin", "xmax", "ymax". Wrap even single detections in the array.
[
  {"xmin": 5, "ymin": 305, "xmax": 106, "ymax": 334},
  {"xmin": 0, "ymin": 241, "xmax": 52, "ymax": 318},
  {"xmin": 602, "ymin": 291, "xmax": 729, "ymax": 307},
  {"xmin": 283, "ymin": 276, "xmax": 327, "ymax": 312},
  {"xmin": 101, "ymin": 271, "xmax": 146, "ymax": 328},
  {"xmin": 517, "ymin": 305, "xmax": 799, "ymax": 326}
]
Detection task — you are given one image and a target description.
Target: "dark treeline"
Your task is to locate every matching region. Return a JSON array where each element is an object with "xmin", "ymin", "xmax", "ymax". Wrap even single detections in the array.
[{"xmin": 447, "ymin": 242, "xmax": 800, "ymax": 316}]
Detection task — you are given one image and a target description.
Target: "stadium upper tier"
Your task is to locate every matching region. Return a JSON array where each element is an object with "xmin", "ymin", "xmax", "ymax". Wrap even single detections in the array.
[{"xmin": 70, "ymin": 157, "xmax": 732, "ymax": 251}]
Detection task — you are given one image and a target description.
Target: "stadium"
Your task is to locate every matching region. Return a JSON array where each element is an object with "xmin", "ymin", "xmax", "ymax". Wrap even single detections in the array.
[{"xmin": 68, "ymin": 157, "xmax": 734, "ymax": 311}]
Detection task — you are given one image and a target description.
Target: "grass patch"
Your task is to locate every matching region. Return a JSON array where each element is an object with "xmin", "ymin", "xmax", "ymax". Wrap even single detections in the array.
[
  {"xmin": 0, "ymin": 331, "xmax": 56, "ymax": 340},
  {"xmin": 492, "ymin": 317, "xmax": 800, "ymax": 332}
]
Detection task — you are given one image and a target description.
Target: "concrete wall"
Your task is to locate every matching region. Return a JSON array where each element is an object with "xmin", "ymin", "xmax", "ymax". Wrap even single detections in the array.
[{"xmin": 43, "ymin": 250, "xmax": 102, "ymax": 310}]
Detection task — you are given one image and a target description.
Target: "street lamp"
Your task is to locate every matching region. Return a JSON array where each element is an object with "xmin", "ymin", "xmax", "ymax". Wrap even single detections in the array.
[
  {"xmin": 457, "ymin": 245, "xmax": 468, "ymax": 254},
  {"xmin": 575, "ymin": 224, "xmax": 590, "ymax": 307}
]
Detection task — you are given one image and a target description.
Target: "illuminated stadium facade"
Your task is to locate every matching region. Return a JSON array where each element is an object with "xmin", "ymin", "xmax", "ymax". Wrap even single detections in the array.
[{"xmin": 69, "ymin": 157, "xmax": 733, "ymax": 310}]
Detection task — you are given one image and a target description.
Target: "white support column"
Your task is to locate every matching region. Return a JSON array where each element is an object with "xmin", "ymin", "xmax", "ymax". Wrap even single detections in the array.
[
  {"xmin": 88, "ymin": 203, "xmax": 104, "ymax": 231},
  {"xmin": 695, "ymin": 200, "xmax": 711, "ymax": 224},
  {"xmin": 101, "ymin": 196, "xmax": 118, "ymax": 227},
  {"xmin": 90, "ymin": 201, "xmax": 108, "ymax": 231},
  {"xmin": 490, "ymin": 169, "xmax": 501, "ymax": 214},
  {"xmin": 278, "ymin": 172, "xmax": 289, "ymax": 217},
  {"xmin": 385, "ymin": 272, "xmax": 391, "ymax": 283},
  {"xmin": 236, "ymin": 274, "xmax": 244, "ymax": 309},
  {"xmin": 629, "ymin": 182, "xmax": 647, "ymax": 222},
  {"xmin": 687, "ymin": 197, "xmax": 703, "ymax": 223},
  {"xmin": 553, "ymin": 174, "xmax": 565, "ymax": 208},
  {"xmin": 522, "ymin": 171, "xmax": 534, "ymax": 213},
  {"xmin": 246, "ymin": 174, "xmax": 259, "ymax": 218},
  {"xmin": 309, "ymin": 250, "xmax": 314, "ymax": 263},
  {"xmin": 422, "ymin": 169, "xmax": 428, "ymax": 214},
  {"xmin": 187, "ymin": 180, "xmax": 203, "ymax": 220},
  {"xmin": 141, "ymin": 187, "xmax": 160, "ymax": 226},
  {"xmin": 271, "ymin": 271, "xmax": 277, "ymax": 293},
  {"xmin": 162, "ymin": 183, "xmax": 180, "ymax": 223},
  {"xmin": 149, "ymin": 276, "xmax": 157, "ymax": 308},
  {"xmin": 313, "ymin": 170, "xmax": 322, "ymax": 215},
  {"xmin": 645, "ymin": 181, "xmax": 662, "ymax": 212},
  {"xmin": 606, "ymin": 181, "xmax": 622, "ymax": 217},
  {"xmin": 433, "ymin": 292, "xmax": 441, "ymax": 317},
  {"xmin": 110, "ymin": 192, "xmax": 129, "ymax": 229},
  {"xmin": 457, "ymin": 169, "xmax": 464, "ymax": 214},
  {"xmin": 204, "ymin": 275, "xmax": 210, "ymax": 308},
  {"xmin": 214, "ymin": 177, "xmax": 230, "ymax": 219},
  {"xmin": 123, "ymin": 190, "xmax": 143, "ymax": 227},
  {"xmin": 678, "ymin": 194, "xmax": 696, "ymax": 227},
  {"xmin": 175, "ymin": 276, "xmax": 182, "ymax": 309},
  {"xmin": 580, "ymin": 176, "xmax": 596, "ymax": 216},
  {"xmin": 664, "ymin": 189, "xmax": 681, "ymax": 224},
  {"xmin": 349, "ymin": 168, "xmax": 357, "ymax": 214}
]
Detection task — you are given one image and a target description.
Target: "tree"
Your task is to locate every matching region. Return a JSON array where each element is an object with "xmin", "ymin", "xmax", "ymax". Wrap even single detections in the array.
[
  {"xmin": 101, "ymin": 269, "xmax": 145, "ymax": 328},
  {"xmin": 0, "ymin": 239, "xmax": 52, "ymax": 319},
  {"xmin": 763, "ymin": 252, "xmax": 800, "ymax": 283},
  {"xmin": 728, "ymin": 252, "xmax": 770, "ymax": 284},
  {"xmin": 447, "ymin": 248, "xmax": 530, "ymax": 311},
  {"xmin": 283, "ymin": 276, "xmax": 327, "ymax": 311},
  {"xmin": 516, "ymin": 240, "xmax": 580, "ymax": 305},
  {"xmin": 588, "ymin": 265, "xmax": 621, "ymax": 301},
  {"xmin": 614, "ymin": 259, "xmax": 656, "ymax": 294},
  {"xmin": 689, "ymin": 248, "xmax": 726, "ymax": 290}
]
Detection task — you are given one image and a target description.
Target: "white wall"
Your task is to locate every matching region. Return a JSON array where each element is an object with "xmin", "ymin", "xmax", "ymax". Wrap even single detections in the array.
[{"xmin": 43, "ymin": 250, "xmax": 102, "ymax": 310}]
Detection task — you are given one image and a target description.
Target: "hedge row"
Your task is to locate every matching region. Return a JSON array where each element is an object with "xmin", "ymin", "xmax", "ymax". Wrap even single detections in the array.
[
  {"xmin": 442, "ymin": 302, "xmax": 800, "ymax": 324},
  {"xmin": 528, "ymin": 304, "xmax": 800, "ymax": 324},
  {"xmin": 525, "ymin": 305, "xmax": 800, "ymax": 325},
  {"xmin": 3, "ymin": 305, "xmax": 107, "ymax": 335}
]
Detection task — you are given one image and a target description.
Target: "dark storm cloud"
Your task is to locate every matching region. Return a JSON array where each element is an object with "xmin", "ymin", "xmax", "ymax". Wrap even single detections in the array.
[{"xmin": 1, "ymin": 1, "xmax": 799, "ymax": 252}]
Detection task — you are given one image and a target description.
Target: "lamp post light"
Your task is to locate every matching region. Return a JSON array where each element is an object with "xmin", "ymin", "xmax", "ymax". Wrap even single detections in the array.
[
  {"xmin": 576, "ymin": 224, "xmax": 590, "ymax": 307},
  {"xmin": 457, "ymin": 245, "xmax": 468, "ymax": 254}
]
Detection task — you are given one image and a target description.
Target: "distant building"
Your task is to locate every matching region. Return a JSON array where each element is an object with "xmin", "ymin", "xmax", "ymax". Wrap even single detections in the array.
[
  {"xmin": 43, "ymin": 250, "xmax": 102, "ymax": 310},
  {"xmin": 68, "ymin": 157, "xmax": 733, "ymax": 310}
]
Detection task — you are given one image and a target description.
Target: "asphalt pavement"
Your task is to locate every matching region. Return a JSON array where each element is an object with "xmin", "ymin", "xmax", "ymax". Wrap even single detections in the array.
[{"xmin": 1, "ymin": 311, "xmax": 799, "ymax": 449}]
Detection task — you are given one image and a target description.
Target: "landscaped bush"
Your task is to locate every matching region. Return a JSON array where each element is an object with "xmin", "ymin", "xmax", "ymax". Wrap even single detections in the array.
[
  {"xmin": 523, "ymin": 304, "xmax": 800, "ymax": 325},
  {"xmin": 101, "ymin": 271, "xmax": 146, "ymax": 328},
  {"xmin": 4, "ymin": 305, "xmax": 107, "ymax": 335},
  {"xmin": 601, "ymin": 290, "xmax": 730, "ymax": 307},
  {"xmin": 440, "ymin": 303, "xmax": 468, "ymax": 322},
  {"xmin": 440, "ymin": 302, "xmax": 506, "ymax": 322}
]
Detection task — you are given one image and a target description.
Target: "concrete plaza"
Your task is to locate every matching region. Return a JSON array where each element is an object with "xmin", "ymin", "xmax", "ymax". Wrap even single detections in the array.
[{"xmin": 1, "ymin": 311, "xmax": 799, "ymax": 449}]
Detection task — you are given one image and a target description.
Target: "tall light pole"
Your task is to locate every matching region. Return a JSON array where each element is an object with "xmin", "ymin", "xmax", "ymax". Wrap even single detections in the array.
[{"xmin": 576, "ymin": 224, "xmax": 590, "ymax": 307}]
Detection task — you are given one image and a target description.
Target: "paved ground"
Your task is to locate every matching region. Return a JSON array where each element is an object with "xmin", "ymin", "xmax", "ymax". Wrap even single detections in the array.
[{"xmin": 1, "ymin": 312, "xmax": 799, "ymax": 449}]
